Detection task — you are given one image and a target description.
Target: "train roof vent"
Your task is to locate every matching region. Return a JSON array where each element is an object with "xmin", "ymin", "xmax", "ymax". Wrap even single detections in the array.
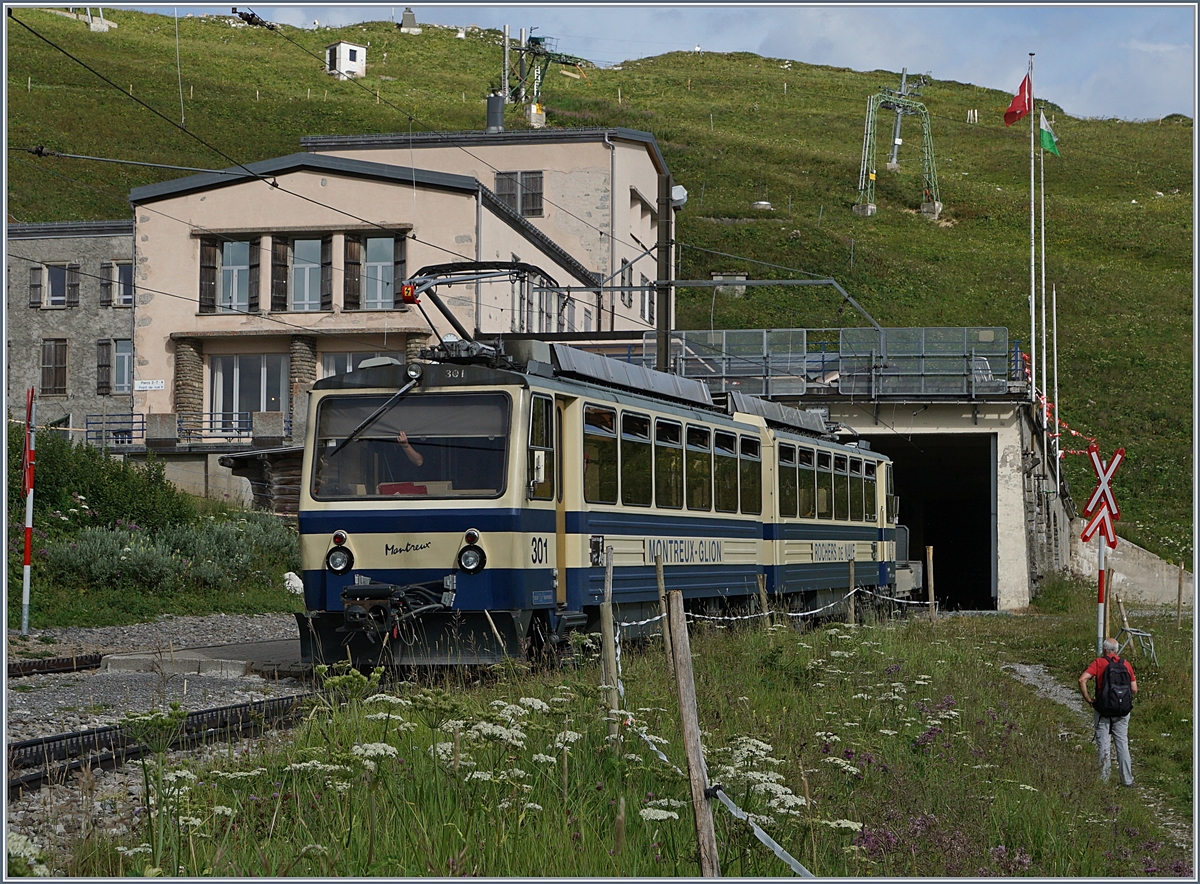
[
  {"xmin": 727, "ymin": 391, "xmax": 828, "ymax": 435},
  {"xmin": 549, "ymin": 344, "xmax": 715, "ymax": 408}
]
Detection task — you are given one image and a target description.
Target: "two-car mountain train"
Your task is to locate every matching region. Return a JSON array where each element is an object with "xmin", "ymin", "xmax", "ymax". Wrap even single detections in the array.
[{"xmin": 296, "ymin": 339, "xmax": 900, "ymax": 666}]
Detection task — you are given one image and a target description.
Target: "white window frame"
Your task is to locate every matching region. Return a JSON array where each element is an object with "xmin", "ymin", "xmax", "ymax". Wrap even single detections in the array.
[
  {"xmin": 220, "ymin": 241, "xmax": 251, "ymax": 313},
  {"xmin": 363, "ymin": 237, "xmax": 393, "ymax": 310},
  {"xmin": 113, "ymin": 339, "xmax": 133, "ymax": 393},
  {"xmin": 291, "ymin": 238, "xmax": 322, "ymax": 312},
  {"xmin": 210, "ymin": 353, "xmax": 289, "ymax": 420}
]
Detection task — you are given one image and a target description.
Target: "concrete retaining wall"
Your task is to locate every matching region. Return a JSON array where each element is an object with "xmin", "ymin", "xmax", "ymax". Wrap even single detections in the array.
[{"xmin": 1069, "ymin": 522, "xmax": 1193, "ymax": 608}]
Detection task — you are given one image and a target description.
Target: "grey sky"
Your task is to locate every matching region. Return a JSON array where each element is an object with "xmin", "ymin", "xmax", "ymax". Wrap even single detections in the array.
[{"xmin": 130, "ymin": 4, "xmax": 1195, "ymax": 119}]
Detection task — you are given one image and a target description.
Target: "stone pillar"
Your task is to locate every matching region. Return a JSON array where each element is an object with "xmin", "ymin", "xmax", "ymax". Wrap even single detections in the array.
[
  {"xmin": 406, "ymin": 333, "xmax": 429, "ymax": 362},
  {"xmin": 290, "ymin": 336, "xmax": 318, "ymax": 442},
  {"xmin": 174, "ymin": 339, "xmax": 204, "ymax": 438}
]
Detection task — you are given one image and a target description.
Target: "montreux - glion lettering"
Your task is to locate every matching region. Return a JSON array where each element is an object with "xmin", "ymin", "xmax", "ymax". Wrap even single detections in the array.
[{"xmin": 645, "ymin": 538, "xmax": 723, "ymax": 565}]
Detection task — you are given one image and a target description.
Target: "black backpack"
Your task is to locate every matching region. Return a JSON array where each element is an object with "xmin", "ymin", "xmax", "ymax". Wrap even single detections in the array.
[{"xmin": 1095, "ymin": 656, "xmax": 1133, "ymax": 718}]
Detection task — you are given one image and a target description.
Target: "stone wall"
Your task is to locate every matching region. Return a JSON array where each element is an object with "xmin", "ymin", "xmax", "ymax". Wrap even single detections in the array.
[{"xmin": 173, "ymin": 338, "xmax": 204, "ymax": 414}]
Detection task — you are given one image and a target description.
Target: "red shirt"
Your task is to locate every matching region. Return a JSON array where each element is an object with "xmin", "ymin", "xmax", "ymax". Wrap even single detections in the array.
[{"xmin": 1086, "ymin": 653, "xmax": 1135, "ymax": 691}]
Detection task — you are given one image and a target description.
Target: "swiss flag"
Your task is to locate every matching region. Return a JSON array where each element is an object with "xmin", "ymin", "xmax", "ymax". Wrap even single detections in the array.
[{"xmin": 1004, "ymin": 74, "xmax": 1031, "ymax": 126}]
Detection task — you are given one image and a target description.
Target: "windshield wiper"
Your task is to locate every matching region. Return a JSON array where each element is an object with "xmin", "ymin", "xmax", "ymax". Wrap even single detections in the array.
[{"xmin": 328, "ymin": 379, "xmax": 418, "ymax": 459}]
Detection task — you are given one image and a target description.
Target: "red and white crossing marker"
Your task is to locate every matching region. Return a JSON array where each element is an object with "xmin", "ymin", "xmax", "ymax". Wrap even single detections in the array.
[{"xmin": 1080, "ymin": 443, "xmax": 1124, "ymax": 654}]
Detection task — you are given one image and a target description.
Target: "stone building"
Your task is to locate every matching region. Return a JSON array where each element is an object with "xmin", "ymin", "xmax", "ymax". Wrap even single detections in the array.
[{"xmin": 6, "ymin": 220, "xmax": 136, "ymax": 443}]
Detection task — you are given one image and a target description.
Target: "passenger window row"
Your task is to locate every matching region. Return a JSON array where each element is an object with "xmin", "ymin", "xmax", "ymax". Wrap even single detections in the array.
[
  {"xmin": 583, "ymin": 404, "xmax": 762, "ymax": 515},
  {"xmin": 778, "ymin": 441, "xmax": 878, "ymax": 522}
]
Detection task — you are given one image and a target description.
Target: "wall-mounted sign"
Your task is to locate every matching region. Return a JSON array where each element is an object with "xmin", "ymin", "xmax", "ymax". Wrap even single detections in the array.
[{"xmin": 134, "ymin": 379, "xmax": 166, "ymax": 391}]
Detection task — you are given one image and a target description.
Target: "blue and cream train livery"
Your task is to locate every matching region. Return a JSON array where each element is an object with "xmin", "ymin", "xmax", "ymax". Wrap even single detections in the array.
[{"xmin": 296, "ymin": 339, "xmax": 900, "ymax": 666}]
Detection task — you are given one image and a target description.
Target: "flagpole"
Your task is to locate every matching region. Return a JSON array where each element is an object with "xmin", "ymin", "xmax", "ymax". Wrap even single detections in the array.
[
  {"xmin": 1028, "ymin": 53, "xmax": 1036, "ymax": 402},
  {"xmin": 1053, "ymin": 283, "xmax": 1060, "ymax": 493},
  {"xmin": 1039, "ymin": 116, "xmax": 1048, "ymax": 493}
]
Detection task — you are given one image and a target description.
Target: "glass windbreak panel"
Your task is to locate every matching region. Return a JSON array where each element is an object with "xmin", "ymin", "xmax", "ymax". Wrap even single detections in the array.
[
  {"xmin": 528, "ymin": 395, "xmax": 554, "ymax": 500},
  {"xmin": 655, "ymin": 420, "xmax": 683, "ymax": 509},
  {"xmin": 685, "ymin": 426, "xmax": 712, "ymax": 511},
  {"xmin": 714, "ymin": 431, "xmax": 738, "ymax": 513},
  {"xmin": 817, "ymin": 450, "xmax": 833, "ymax": 520},
  {"xmin": 850, "ymin": 458, "xmax": 864, "ymax": 522},
  {"xmin": 621, "ymin": 413, "xmax": 652, "ymax": 507},
  {"xmin": 740, "ymin": 437, "xmax": 762, "ymax": 515},
  {"xmin": 312, "ymin": 392, "xmax": 510, "ymax": 499},
  {"xmin": 778, "ymin": 443, "xmax": 797, "ymax": 518},
  {"xmin": 797, "ymin": 448, "xmax": 816, "ymax": 519},
  {"xmin": 583, "ymin": 405, "xmax": 618, "ymax": 504}
]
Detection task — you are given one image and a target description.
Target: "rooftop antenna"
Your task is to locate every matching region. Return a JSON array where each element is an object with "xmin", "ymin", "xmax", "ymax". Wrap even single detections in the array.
[{"xmin": 854, "ymin": 68, "xmax": 942, "ymax": 220}]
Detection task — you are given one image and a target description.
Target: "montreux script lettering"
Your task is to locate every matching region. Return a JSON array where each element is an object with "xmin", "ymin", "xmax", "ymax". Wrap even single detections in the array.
[{"xmin": 385, "ymin": 540, "xmax": 432, "ymax": 556}]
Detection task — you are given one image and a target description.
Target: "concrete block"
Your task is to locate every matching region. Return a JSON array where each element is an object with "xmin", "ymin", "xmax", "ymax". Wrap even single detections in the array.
[{"xmin": 145, "ymin": 412, "xmax": 178, "ymax": 447}]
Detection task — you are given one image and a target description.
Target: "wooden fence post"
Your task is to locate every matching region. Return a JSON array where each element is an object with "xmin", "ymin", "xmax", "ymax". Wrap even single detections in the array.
[
  {"xmin": 847, "ymin": 557, "xmax": 856, "ymax": 624},
  {"xmin": 666, "ymin": 590, "xmax": 721, "ymax": 877},
  {"xmin": 600, "ymin": 547, "xmax": 620, "ymax": 742},
  {"xmin": 656, "ymin": 553, "xmax": 673, "ymax": 661},
  {"xmin": 757, "ymin": 573, "xmax": 770, "ymax": 629},
  {"xmin": 926, "ymin": 545, "xmax": 935, "ymax": 623}
]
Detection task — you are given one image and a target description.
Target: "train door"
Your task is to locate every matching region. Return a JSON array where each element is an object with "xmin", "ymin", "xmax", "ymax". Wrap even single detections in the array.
[{"xmin": 555, "ymin": 399, "xmax": 568, "ymax": 604}]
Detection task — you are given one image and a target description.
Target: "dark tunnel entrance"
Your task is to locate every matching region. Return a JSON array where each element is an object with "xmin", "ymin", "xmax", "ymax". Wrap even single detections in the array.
[{"xmin": 863, "ymin": 433, "xmax": 997, "ymax": 610}]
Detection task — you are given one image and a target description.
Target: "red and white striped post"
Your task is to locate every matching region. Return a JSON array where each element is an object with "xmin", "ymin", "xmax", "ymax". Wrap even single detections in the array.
[{"xmin": 20, "ymin": 388, "xmax": 37, "ymax": 635}]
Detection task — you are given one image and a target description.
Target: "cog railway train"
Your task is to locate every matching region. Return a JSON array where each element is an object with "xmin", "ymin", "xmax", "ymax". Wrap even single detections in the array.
[{"xmin": 296, "ymin": 337, "xmax": 904, "ymax": 666}]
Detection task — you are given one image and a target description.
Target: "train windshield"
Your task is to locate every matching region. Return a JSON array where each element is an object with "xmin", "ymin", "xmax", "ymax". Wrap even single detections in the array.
[{"xmin": 311, "ymin": 392, "xmax": 510, "ymax": 499}]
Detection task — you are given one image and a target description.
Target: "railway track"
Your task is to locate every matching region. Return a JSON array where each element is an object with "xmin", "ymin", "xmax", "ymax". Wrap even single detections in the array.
[
  {"xmin": 7, "ymin": 692, "xmax": 315, "ymax": 799},
  {"xmin": 8, "ymin": 654, "xmax": 104, "ymax": 679}
]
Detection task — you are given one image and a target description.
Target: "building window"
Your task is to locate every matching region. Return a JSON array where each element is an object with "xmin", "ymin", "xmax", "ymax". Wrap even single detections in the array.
[
  {"xmin": 494, "ymin": 171, "xmax": 544, "ymax": 217},
  {"xmin": 101, "ymin": 262, "xmax": 134, "ymax": 307},
  {"xmin": 292, "ymin": 239, "xmax": 322, "ymax": 311},
  {"xmin": 364, "ymin": 237, "xmax": 394, "ymax": 310},
  {"xmin": 221, "ymin": 241, "xmax": 251, "ymax": 312},
  {"xmin": 583, "ymin": 308, "xmax": 592, "ymax": 332},
  {"xmin": 321, "ymin": 351, "xmax": 404, "ymax": 378},
  {"xmin": 620, "ymin": 259, "xmax": 633, "ymax": 308},
  {"xmin": 200, "ymin": 238, "xmax": 259, "ymax": 314},
  {"xmin": 210, "ymin": 354, "xmax": 289, "ymax": 428},
  {"xmin": 640, "ymin": 273, "xmax": 654, "ymax": 325},
  {"xmin": 30, "ymin": 264, "xmax": 79, "ymax": 308},
  {"xmin": 348, "ymin": 48, "xmax": 357, "ymax": 62},
  {"xmin": 345, "ymin": 235, "xmax": 405, "ymax": 311},
  {"xmin": 41, "ymin": 339, "xmax": 67, "ymax": 394},
  {"xmin": 114, "ymin": 340, "xmax": 133, "ymax": 393}
]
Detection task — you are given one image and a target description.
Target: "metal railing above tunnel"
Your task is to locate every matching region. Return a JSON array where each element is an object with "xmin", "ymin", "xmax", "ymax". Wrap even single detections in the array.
[{"xmin": 638, "ymin": 327, "xmax": 1018, "ymax": 400}]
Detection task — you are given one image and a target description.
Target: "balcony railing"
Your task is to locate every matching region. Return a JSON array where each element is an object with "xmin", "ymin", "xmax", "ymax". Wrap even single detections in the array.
[{"xmin": 84, "ymin": 413, "xmax": 145, "ymax": 446}]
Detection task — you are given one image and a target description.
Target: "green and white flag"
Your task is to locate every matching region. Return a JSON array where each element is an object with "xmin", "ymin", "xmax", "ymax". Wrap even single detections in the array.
[{"xmin": 1039, "ymin": 111, "xmax": 1061, "ymax": 157}]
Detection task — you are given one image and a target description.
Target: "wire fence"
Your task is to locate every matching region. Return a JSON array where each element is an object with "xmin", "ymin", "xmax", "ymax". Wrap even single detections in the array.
[{"xmin": 607, "ymin": 581, "xmax": 931, "ymax": 877}]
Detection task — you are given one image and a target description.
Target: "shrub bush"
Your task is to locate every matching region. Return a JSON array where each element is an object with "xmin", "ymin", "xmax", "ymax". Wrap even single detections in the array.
[{"xmin": 7, "ymin": 422, "xmax": 195, "ymax": 535}]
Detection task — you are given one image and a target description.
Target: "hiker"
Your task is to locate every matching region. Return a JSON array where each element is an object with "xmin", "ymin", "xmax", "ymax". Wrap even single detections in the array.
[
  {"xmin": 395, "ymin": 430, "xmax": 424, "ymax": 467},
  {"xmin": 1078, "ymin": 637, "xmax": 1138, "ymax": 786}
]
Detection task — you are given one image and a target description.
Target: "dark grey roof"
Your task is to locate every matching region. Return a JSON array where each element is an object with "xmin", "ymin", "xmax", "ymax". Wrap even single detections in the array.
[
  {"xmin": 551, "ymin": 343, "xmax": 715, "ymax": 408},
  {"xmin": 7, "ymin": 220, "xmax": 133, "ymax": 239},
  {"xmin": 128, "ymin": 152, "xmax": 479, "ymax": 204},
  {"xmin": 727, "ymin": 391, "xmax": 828, "ymax": 436},
  {"xmin": 301, "ymin": 127, "xmax": 668, "ymax": 175}
]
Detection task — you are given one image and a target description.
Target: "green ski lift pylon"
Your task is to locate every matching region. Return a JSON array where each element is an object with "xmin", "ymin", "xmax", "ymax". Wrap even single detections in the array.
[{"xmin": 854, "ymin": 70, "xmax": 942, "ymax": 220}]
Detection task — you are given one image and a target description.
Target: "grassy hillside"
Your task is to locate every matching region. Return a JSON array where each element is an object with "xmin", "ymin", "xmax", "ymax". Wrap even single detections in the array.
[{"xmin": 6, "ymin": 9, "xmax": 1192, "ymax": 562}]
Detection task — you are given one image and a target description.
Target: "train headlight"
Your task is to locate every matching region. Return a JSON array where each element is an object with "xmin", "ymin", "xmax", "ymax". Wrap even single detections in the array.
[
  {"xmin": 457, "ymin": 544, "xmax": 486, "ymax": 574},
  {"xmin": 406, "ymin": 362, "xmax": 423, "ymax": 381},
  {"xmin": 327, "ymin": 546, "xmax": 354, "ymax": 574}
]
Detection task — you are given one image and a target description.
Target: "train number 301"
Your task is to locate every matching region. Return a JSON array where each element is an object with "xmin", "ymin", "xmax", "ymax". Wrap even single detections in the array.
[{"xmin": 530, "ymin": 536, "xmax": 549, "ymax": 564}]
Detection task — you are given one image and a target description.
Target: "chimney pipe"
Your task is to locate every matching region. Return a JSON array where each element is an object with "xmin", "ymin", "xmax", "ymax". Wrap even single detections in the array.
[{"xmin": 486, "ymin": 91, "xmax": 505, "ymax": 133}]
